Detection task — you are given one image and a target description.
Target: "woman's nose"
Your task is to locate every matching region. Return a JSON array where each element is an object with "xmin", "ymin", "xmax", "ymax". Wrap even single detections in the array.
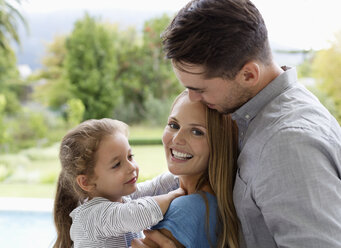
[{"xmin": 173, "ymin": 130, "xmax": 186, "ymax": 145}]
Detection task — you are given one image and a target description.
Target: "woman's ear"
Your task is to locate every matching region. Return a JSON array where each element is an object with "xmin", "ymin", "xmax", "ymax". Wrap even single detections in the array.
[
  {"xmin": 237, "ymin": 61, "xmax": 260, "ymax": 87},
  {"xmin": 76, "ymin": 175, "xmax": 94, "ymax": 192}
]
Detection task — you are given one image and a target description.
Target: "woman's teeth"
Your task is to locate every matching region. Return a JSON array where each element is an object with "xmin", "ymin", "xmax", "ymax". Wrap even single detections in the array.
[{"xmin": 172, "ymin": 149, "xmax": 193, "ymax": 160}]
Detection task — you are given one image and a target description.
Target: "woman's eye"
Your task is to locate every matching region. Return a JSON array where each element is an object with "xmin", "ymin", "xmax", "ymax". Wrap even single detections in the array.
[
  {"xmin": 168, "ymin": 122, "xmax": 179, "ymax": 129},
  {"xmin": 192, "ymin": 129, "xmax": 204, "ymax": 136}
]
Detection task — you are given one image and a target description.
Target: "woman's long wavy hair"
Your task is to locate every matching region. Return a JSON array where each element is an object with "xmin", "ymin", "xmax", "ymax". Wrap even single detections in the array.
[
  {"xmin": 207, "ymin": 107, "xmax": 239, "ymax": 248},
  {"xmin": 53, "ymin": 118, "xmax": 128, "ymax": 248},
  {"xmin": 171, "ymin": 91, "xmax": 239, "ymax": 248}
]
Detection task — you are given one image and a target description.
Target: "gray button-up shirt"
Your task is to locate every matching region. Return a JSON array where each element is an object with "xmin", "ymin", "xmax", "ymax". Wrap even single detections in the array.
[{"xmin": 232, "ymin": 67, "xmax": 341, "ymax": 248}]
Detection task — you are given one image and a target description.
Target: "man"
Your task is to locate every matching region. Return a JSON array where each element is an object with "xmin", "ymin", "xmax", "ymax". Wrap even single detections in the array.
[{"xmin": 132, "ymin": 0, "xmax": 341, "ymax": 247}]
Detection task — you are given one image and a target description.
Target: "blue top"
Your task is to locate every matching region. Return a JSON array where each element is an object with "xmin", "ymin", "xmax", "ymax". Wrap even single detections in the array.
[{"xmin": 153, "ymin": 192, "xmax": 218, "ymax": 248}]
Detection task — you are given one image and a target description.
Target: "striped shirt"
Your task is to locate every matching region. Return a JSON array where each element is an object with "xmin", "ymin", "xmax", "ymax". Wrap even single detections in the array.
[{"xmin": 70, "ymin": 172, "xmax": 179, "ymax": 248}]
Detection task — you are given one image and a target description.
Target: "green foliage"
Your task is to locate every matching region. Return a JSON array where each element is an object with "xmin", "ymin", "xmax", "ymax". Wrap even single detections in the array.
[
  {"xmin": 114, "ymin": 14, "xmax": 181, "ymax": 123},
  {"xmin": 141, "ymin": 14, "xmax": 182, "ymax": 100},
  {"xmin": 0, "ymin": 46, "xmax": 22, "ymax": 114},
  {"xmin": 129, "ymin": 138, "xmax": 162, "ymax": 145},
  {"xmin": 0, "ymin": 0, "xmax": 27, "ymax": 51},
  {"xmin": 312, "ymin": 32, "xmax": 341, "ymax": 123},
  {"xmin": 33, "ymin": 35, "xmax": 72, "ymax": 110},
  {"xmin": 66, "ymin": 98, "xmax": 85, "ymax": 127},
  {"xmin": 2, "ymin": 14, "xmax": 184, "ymax": 153},
  {"xmin": 143, "ymin": 95, "xmax": 173, "ymax": 126},
  {"xmin": 33, "ymin": 14, "xmax": 180, "ymax": 124},
  {"xmin": 8, "ymin": 108, "xmax": 47, "ymax": 142},
  {"xmin": 0, "ymin": 94, "xmax": 7, "ymax": 147},
  {"xmin": 3, "ymin": 107, "xmax": 66, "ymax": 152},
  {"xmin": 65, "ymin": 14, "xmax": 121, "ymax": 120},
  {"xmin": 297, "ymin": 50, "xmax": 315, "ymax": 78}
]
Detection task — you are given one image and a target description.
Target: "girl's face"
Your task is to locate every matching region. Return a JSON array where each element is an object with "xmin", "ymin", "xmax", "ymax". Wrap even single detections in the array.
[
  {"xmin": 162, "ymin": 95, "xmax": 209, "ymax": 181},
  {"xmin": 91, "ymin": 132, "xmax": 139, "ymax": 202}
]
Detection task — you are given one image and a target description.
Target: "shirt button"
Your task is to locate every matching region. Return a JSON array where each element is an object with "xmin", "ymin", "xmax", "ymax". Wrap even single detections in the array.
[
  {"xmin": 245, "ymin": 114, "xmax": 250, "ymax": 119},
  {"xmin": 241, "ymin": 132, "xmax": 244, "ymax": 136}
]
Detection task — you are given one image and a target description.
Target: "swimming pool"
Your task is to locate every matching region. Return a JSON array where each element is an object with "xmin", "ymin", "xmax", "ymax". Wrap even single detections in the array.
[{"xmin": 0, "ymin": 198, "xmax": 56, "ymax": 248}]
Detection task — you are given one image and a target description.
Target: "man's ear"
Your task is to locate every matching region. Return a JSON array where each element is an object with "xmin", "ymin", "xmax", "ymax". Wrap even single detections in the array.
[
  {"xmin": 76, "ymin": 175, "xmax": 94, "ymax": 192},
  {"xmin": 236, "ymin": 61, "xmax": 260, "ymax": 87}
]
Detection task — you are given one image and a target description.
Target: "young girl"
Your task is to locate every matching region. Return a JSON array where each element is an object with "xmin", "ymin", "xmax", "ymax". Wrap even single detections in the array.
[{"xmin": 53, "ymin": 118, "xmax": 184, "ymax": 248}]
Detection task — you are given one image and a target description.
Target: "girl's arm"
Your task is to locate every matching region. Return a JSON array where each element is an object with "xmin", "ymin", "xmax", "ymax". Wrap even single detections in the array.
[
  {"xmin": 79, "ymin": 189, "xmax": 184, "ymax": 239},
  {"xmin": 131, "ymin": 172, "xmax": 179, "ymax": 199}
]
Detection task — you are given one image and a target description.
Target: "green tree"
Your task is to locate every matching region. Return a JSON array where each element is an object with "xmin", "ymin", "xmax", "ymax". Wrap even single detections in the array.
[
  {"xmin": 0, "ymin": 94, "xmax": 8, "ymax": 148},
  {"xmin": 115, "ymin": 15, "xmax": 181, "ymax": 123},
  {"xmin": 66, "ymin": 98, "xmax": 85, "ymax": 127},
  {"xmin": 141, "ymin": 14, "xmax": 181, "ymax": 100},
  {"xmin": 0, "ymin": 0, "xmax": 27, "ymax": 51},
  {"xmin": 0, "ymin": 45, "xmax": 22, "ymax": 114},
  {"xmin": 0, "ymin": 0, "xmax": 27, "ymax": 114},
  {"xmin": 312, "ymin": 32, "xmax": 341, "ymax": 123},
  {"xmin": 33, "ymin": 35, "xmax": 72, "ymax": 109},
  {"xmin": 64, "ymin": 14, "xmax": 121, "ymax": 120}
]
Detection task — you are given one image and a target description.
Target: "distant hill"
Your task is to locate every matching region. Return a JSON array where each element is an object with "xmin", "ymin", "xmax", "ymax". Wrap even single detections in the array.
[{"xmin": 14, "ymin": 9, "xmax": 307, "ymax": 71}]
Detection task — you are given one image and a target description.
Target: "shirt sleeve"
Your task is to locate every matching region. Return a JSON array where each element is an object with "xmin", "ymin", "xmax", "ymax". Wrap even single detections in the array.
[
  {"xmin": 152, "ymin": 195, "xmax": 205, "ymax": 247},
  {"xmin": 255, "ymin": 127, "xmax": 341, "ymax": 247},
  {"xmin": 130, "ymin": 172, "xmax": 179, "ymax": 199},
  {"xmin": 78, "ymin": 197, "xmax": 163, "ymax": 240}
]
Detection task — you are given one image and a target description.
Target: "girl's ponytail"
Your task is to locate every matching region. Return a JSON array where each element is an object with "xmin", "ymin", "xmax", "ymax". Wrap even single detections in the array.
[{"xmin": 53, "ymin": 171, "xmax": 78, "ymax": 248}]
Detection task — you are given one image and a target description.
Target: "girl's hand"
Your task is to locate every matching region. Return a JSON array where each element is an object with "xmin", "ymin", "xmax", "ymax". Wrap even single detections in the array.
[
  {"xmin": 131, "ymin": 230, "xmax": 177, "ymax": 248},
  {"xmin": 168, "ymin": 187, "xmax": 186, "ymax": 198}
]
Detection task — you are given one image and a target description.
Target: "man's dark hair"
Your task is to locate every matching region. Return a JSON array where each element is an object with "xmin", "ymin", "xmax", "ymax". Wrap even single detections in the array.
[{"xmin": 162, "ymin": 0, "xmax": 272, "ymax": 79}]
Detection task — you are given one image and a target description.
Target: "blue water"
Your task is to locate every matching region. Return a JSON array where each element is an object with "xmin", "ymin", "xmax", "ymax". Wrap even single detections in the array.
[{"xmin": 0, "ymin": 211, "xmax": 56, "ymax": 248}]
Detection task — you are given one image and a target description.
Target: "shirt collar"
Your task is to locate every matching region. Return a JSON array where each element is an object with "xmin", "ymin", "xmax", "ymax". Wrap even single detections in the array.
[{"xmin": 231, "ymin": 67, "xmax": 297, "ymax": 123}]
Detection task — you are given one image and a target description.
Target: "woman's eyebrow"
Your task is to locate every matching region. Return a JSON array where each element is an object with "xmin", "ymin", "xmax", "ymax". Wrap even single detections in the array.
[{"xmin": 189, "ymin": 123, "xmax": 207, "ymax": 129}]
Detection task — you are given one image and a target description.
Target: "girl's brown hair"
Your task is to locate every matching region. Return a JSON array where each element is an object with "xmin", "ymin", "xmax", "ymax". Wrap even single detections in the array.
[
  {"xmin": 171, "ymin": 91, "xmax": 239, "ymax": 248},
  {"xmin": 53, "ymin": 118, "xmax": 128, "ymax": 248}
]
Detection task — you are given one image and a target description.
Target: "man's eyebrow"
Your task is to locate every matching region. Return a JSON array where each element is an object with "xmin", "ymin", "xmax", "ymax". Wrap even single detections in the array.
[{"xmin": 186, "ymin": 86, "xmax": 204, "ymax": 91}]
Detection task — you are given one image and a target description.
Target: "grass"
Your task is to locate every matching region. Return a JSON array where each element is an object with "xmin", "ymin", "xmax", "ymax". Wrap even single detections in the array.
[{"xmin": 0, "ymin": 126, "xmax": 168, "ymax": 198}]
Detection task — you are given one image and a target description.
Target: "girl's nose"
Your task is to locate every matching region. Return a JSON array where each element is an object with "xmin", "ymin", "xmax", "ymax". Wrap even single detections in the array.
[{"xmin": 126, "ymin": 160, "xmax": 137, "ymax": 173}]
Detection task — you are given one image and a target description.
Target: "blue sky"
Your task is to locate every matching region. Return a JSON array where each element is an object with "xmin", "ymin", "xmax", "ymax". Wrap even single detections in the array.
[{"xmin": 17, "ymin": 0, "xmax": 341, "ymax": 50}]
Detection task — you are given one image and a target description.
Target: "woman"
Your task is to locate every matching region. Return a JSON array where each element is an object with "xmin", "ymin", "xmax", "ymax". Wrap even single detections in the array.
[{"xmin": 137, "ymin": 91, "xmax": 239, "ymax": 248}]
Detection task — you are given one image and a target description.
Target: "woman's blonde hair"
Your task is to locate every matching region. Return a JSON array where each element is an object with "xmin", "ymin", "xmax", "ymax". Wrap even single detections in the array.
[
  {"xmin": 171, "ymin": 91, "xmax": 239, "ymax": 248},
  {"xmin": 53, "ymin": 118, "xmax": 128, "ymax": 248}
]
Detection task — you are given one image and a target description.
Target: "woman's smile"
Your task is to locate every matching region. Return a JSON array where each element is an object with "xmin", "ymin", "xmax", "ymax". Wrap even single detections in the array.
[{"xmin": 171, "ymin": 148, "xmax": 193, "ymax": 161}]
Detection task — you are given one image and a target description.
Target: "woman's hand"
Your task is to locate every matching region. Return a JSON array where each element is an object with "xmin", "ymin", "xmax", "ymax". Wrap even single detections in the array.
[{"xmin": 131, "ymin": 230, "xmax": 177, "ymax": 248}]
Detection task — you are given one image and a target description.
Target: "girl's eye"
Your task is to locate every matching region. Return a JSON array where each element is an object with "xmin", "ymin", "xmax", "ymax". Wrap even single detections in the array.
[
  {"xmin": 128, "ymin": 154, "xmax": 134, "ymax": 161},
  {"xmin": 192, "ymin": 129, "xmax": 204, "ymax": 136},
  {"xmin": 168, "ymin": 122, "xmax": 180, "ymax": 130},
  {"xmin": 112, "ymin": 162, "xmax": 120, "ymax": 169}
]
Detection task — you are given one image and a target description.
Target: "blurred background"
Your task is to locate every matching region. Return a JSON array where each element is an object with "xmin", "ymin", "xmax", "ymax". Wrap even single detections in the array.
[{"xmin": 0, "ymin": 0, "xmax": 341, "ymax": 247}]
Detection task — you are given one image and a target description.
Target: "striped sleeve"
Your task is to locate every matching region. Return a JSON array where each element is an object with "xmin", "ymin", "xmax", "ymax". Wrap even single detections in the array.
[{"xmin": 75, "ymin": 197, "xmax": 163, "ymax": 240}]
